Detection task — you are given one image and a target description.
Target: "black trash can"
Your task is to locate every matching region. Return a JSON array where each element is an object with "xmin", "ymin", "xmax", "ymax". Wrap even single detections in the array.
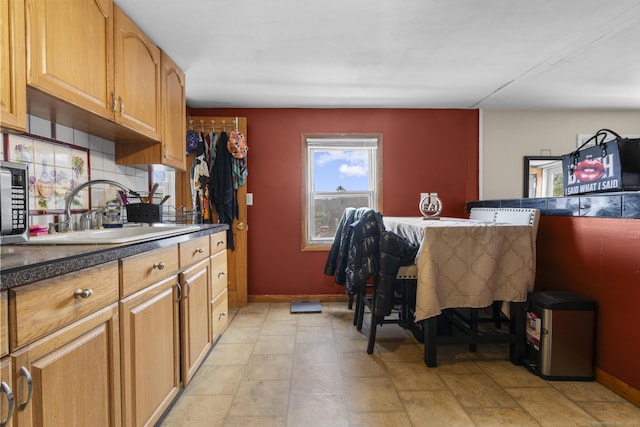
[{"xmin": 524, "ymin": 290, "xmax": 595, "ymax": 381}]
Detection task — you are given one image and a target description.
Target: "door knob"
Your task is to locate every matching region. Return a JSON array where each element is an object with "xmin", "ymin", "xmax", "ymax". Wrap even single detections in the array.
[{"xmin": 236, "ymin": 222, "xmax": 245, "ymax": 230}]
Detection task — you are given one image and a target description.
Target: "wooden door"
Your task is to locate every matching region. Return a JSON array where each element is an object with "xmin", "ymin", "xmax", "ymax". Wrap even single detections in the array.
[
  {"xmin": 11, "ymin": 305, "xmax": 121, "ymax": 427},
  {"xmin": 180, "ymin": 260, "xmax": 211, "ymax": 386},
  {"xmin": 1, "ymin": 0, "xmax": 27, "ymax": 132},
  {"xmin": 26, "ymin": 0, "xmax": 114, "ymax": 119},
  {"xmin": 120, "ymin": 275, "xmax": 180, "ymax": 427},
  {"xmin": 113, "ymin": 5, "xmax": 161, "ymax": 141},
  {"xmin": 177, "ymin": 116, "xmax": 249, "ymax": 307}
]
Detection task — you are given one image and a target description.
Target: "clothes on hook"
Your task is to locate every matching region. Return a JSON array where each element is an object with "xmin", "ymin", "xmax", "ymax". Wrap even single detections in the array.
[{"xmin": 211, "ymin": 131, "xmax": 236, "ymax": 249}]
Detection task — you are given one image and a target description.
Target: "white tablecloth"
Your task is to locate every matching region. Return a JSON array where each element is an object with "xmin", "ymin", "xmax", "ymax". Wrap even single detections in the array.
[{"xmin": 384, "ymin": 217, "xmax": 536, "ymax": 322}]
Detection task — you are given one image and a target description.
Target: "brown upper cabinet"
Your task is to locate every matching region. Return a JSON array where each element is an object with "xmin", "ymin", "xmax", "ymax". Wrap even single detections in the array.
[
  {"xmin": 1, "ymin": 0, "xmax": 27, "ymax": 132},
  {"xmin": 26, "ymin": 0, "xmax": 161, "ymax": 141},
  {"xmin": 116, "ymin": 51, "xmax": 186, "ymax": 170}
]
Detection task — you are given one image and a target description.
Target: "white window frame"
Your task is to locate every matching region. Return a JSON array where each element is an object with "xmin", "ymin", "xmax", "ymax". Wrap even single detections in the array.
[{"xmin": 301, "ymin": 133, "xmax": 383, "ymax": 250}]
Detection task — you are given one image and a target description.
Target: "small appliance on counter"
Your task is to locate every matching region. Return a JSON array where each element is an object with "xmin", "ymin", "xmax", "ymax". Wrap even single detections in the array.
[{"xmin": 1, "ymin": 160, "xmax": 29, "ymax": 244}]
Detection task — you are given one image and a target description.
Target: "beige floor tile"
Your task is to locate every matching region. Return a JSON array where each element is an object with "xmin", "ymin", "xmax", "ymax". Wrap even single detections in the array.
[
  {"xmin": 296, "ymin": 312, "xmax": 332, "ymax": 327},
  {"xmin": 338, "ymin": 351, "xmax": 388, "ymax": 378},
  {"xmin": 476, "ymin": 360, "xmax": 549, "ymax": 388},
  {"xmin": 222, "ymin": 416, "xmax": 286, "ymax": 426},
  {"xmin": 347, "ymin": 411, "xmax": 413, "ymax": 427},
  {"xmin": 218, "ymin": 326, "xmax": 261, "ymax": 344},
  {"xmin": 204, "ymin": 342, "xmax": 254, "ymax": 365},
  {"xmin": 296, "ymin": 325, "xmax": 335, "ymax": 343},
  {"xmin": 374, "ymin": 342, "xmax": 423, "ymax": 363},
  {"xmin": 237, "ymin": 302, "xmax": 271, "ymax": 314},
  {"xmin": 160, "ymin": 394, "xmax": 232, "ymax": 426},
  {"xmin": 466, "ymin": 407, "xmax": 541, "ymax": 426},
  {"xmin": 184, "ymin": 364, "xmax": 245, "ymax": 395},
  {"xmin": 252, "ymin": 335, "xmax": 296, "ymax": 354},
  {"xmin": 550, "ymin": 380, "xmax": 627, "ymax": 402},
  {"xmin": 245, "ymin": 354, "xmax": 293, "ymax": 381},
  {"xmin": 385, "ymin": 361, "xmax": 447, "ymax": 391},
  {"xmin": 229, "ymin": 312, "xmax": 268, "ymax": 327},
  {"xmin": 399, "ymin": 390, "xmax": 475, "ymax": 426},
  {"xmin": 291, "ymin": 362, "xmax": 342, "ymax": 394},
  {"xmin": 294, "ymin": 341, "xmax": 338, "ymax": 364},
  {"xmin": 342, "ymin": 376, "xmax": 404, "ymax": 412},
  {"xmin": 506, "ymin": 387, "xmax": 600, "ymax": 426},
  {"xmin": 333, "ymin": 330, "xmax": 370, "ymax": 353},
  {"xmin": 441, "ymin": 373, "xmax": 520, "ymax": 408},
  {"xmin": 286, "ymin": 393, "xmax": 348, "ymax": 427},
  {"xmin": 159, "ymin": 302, "xmax": 639, "ymax": 427},
  {"xmin": 259, "ymin": 319, "xmax": 298, "ymax": 336},
  {"xmin": 228, "ymin": 380, "xmax": 290, "ymax": 417},
  {"xmin": 579, "ymin": 401, "xmax": 640, "ymax": 426}
]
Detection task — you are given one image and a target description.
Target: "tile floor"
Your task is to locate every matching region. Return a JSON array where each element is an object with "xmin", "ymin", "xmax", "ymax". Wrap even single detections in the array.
[{"xmin": 160, "ymin": 302, "xmax": 640, "ymax": 427}]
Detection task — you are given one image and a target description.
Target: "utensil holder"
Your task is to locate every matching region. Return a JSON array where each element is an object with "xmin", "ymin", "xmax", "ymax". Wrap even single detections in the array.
[{"xmin": 126, "ymin": 203, "xmax": 162, "ymax": 224}]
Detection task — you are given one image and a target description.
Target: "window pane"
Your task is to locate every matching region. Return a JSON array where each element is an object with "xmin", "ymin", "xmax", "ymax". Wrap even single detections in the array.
[
  {"xmin": 313, "ymin": 149, "xmax": 370, "ymax": 191},
  {"xmin": 311, "ymin": 194, "xmax": 370, "ymax": 240}
]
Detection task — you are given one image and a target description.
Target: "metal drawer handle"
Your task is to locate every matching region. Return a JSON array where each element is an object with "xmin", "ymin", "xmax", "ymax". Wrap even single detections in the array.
[
  {"xmin": 176, "ymin": 282, "xmax": 182, "ymax": 302},
  {"xmin": 74, "ymin": 288, "xmax": 93, "ymax": 299},
  {"xmin": 153, "ymin": 262, "xmax": 165, "ymax": 270},
  {"xmin": 119, "ymin": 96, "xmax": 124, "ymax": 115},
  {"xmin": 1, "ymin": 381, "xmax": 14, "ymax": 426},
  {"xmin": 218, "ymin": 312, "xmax": 227, "ymax": 320},
  {"xmin": 195, "ymin": 248, "xmax": 204, "ymax": 254},
  {"xmin": 216, "ymin": 240, "xmax": 225, "ymax": 246},
  {"xmin": 18, "ymin": 367, "xmax": 33, "ymax": 411},
  {"xmin": 217, "ymin": 272, "xmax": 226, "ymax": 278}
]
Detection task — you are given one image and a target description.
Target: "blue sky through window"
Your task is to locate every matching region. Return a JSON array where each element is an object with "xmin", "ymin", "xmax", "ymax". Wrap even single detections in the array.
[{"xmin": 313, "ymin": 149, "xmax": 369, "ymax": 192}]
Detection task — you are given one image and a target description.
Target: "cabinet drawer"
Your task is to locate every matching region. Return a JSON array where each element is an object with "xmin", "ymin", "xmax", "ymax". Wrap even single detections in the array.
[
  {"xmin": 1, "ymin": 291, "xmax": 7, "ymax": 357},
  {"xmin": 179, "ymin": 236, "xmax": 210, "ymax": 267},
  {"xmin": 210, "ymin": 250, "xmax": 228, "ymax": 299},
  {"xmin": 9, "ymin": 261, "xmax": 119, "ymax": 350},
  {"xmin": 120, "ymin": 245, "xmax": 179, "ymax": 297},
  {"xmin": 210, "ymin": 288, "xmax": 228, "ymax": 342},
  {"xmin": 210, "ymin": 231, "xmax": 227, "ymax": 255}
]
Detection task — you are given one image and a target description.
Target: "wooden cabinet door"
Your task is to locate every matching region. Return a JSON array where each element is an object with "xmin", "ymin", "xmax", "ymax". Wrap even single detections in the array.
[
  {"xmin": 1, "ymin": 0, "xmax": 27, "ymax": 132},
  {"xmin": 114, "ymin": 6, "xmax": 161, "ymax": 141},
  {"xmin": 180, "ymin": 260, "xmax": 211, "ymax": 387},
  {"xmin": 1, "ymin": 356, "xmax": 14, "ymax": 427},
  {"xmin": 25, "ymin": 0, "xmax": 114, "ymax": 119},
  {"xmin": 161, "ymin": 52, "xmax": 186, "ymax": 170},
  {"xmin": 10, "ymin": 304, "xmax": 120, "ymax": 427},
  {"xmin": 120, "ymin": 275, "xmax": 180, "ymax": 427}
]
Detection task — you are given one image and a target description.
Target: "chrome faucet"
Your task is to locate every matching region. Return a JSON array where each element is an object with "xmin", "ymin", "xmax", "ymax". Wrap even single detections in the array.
[{"xmin": 56, "ymin": 179, "xmax": 131, "ymax": 232}]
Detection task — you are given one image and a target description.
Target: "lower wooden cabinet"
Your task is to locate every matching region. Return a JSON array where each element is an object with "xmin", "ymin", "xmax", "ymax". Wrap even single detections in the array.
[
  {"xmin": 180, "ymin": 259, "xmax": 211, "ymax": 387},
  {"xmin": 120, "ymin": 275, "xmax": 180, "ymax": 427},
  {"xmin": 1, "ymin": 356, "xmax": 14, "ymax": 427},
  {"xmin": 9, "ymin": 304, "xmax": 120, "ymax": 426}
]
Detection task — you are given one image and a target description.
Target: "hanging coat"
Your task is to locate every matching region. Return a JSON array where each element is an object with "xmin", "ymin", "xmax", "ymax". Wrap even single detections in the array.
[{"xmin": 211, "ymin": 131, "xmax": 235, "ymax": 250}]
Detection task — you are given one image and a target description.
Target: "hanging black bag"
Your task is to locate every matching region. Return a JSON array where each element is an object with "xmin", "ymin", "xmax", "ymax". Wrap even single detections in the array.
[{"xmin": 561, "ymin": 129, "xmax": 640, "ymax": 196}]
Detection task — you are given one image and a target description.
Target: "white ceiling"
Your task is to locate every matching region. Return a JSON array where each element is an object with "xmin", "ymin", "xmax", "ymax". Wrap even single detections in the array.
[{"xmin": 117, "ymin": 0, "xmax": 640, "ymax": 110}]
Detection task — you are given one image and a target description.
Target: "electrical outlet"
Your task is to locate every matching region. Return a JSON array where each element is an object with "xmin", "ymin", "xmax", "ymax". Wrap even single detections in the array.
[{"xmin": 246, "ymin": 193, "xmax": 253, "ymax": 206}]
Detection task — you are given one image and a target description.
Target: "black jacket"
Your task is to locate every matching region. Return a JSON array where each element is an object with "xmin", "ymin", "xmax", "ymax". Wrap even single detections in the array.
[
  {"xmin": 324, "ymin": 207, "xmax": 368, "ymax": 286},
  {"xmin": 344, "ymin": 210, "xmax": 384, "ymax": 295},
  {"xmin": 374, "ymin": 231, "xmax": 419, "ymax": 318}
]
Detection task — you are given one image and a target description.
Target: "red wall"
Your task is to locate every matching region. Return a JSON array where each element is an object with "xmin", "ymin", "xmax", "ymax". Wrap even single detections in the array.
[
  {"xmin": 536, "ymin": 216, "xmax": 640, "ymax": 391},
  {"xmin": 191, "ymin": 108, "xmax": 479, "ymax": 296}
]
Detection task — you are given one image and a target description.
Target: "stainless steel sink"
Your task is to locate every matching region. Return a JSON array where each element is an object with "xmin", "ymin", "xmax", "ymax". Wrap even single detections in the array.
[{"xmin": 26, "ymin": 225, "xmax": 201, "ymax": 245}]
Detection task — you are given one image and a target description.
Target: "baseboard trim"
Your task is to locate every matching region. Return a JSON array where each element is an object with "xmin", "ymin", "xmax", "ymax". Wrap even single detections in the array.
[
  {"xmin": 595, "ymin": 368, "xmax": 640, "ymax": 407},
  {"xmin": 248, "ymin": 294, "xmax": 349, "ymax": 303}
]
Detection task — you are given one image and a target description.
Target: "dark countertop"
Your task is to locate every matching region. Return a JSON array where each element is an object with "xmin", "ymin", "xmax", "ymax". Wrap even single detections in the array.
[
  {"xmin": 0, "ymin": 224, "xmax": 228, "ymax": 290},
  {"xmin": 466, "ymin": 191, "xmax": 640, "ymax": 219}
]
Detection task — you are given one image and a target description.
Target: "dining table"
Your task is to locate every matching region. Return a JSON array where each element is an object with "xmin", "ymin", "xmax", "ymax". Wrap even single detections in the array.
[{"xmin": 383, "ymin": 216, "xmax": 537, "ymax": 367}]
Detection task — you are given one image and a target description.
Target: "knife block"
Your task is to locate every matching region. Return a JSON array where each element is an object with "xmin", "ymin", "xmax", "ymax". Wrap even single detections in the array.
[{"xmin": 126, "ymin": 203, "xmax": 162, "ymax": 224}]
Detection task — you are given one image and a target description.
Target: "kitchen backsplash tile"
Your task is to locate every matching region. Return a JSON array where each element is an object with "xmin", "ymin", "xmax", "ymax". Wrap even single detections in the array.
[{"xmin": 6, "ymin": 115, "xmax": 150, "ymax": 227}]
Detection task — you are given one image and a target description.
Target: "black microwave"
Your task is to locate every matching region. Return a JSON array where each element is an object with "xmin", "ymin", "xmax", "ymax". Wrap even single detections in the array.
[{"xmin": 1, "ymin": 160, "xmax": 29, "ymax": 244}]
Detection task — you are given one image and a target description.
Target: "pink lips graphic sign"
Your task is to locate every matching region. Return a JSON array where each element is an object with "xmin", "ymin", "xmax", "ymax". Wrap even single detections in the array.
[{"xmin": 562, "ymin": 132, "xmax": 640, "ymax": 196}]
